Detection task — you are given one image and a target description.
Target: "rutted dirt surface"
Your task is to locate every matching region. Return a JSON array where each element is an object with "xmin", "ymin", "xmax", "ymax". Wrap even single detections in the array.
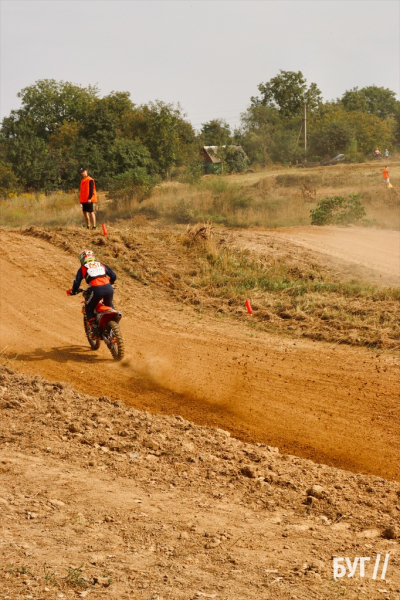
[
  {"xmin": 0, "ymin": 229, "xmax": 399, "ymax": 483},
  {"xmin": 1, "ymin": 366, "xmax": 400, "ymax": 599},
  {"xmin": 234, "ymin": 226, "xmax": 400, "ymax": 287}
]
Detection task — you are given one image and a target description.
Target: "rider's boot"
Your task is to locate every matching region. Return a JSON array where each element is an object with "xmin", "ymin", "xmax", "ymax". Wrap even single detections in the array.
[{"xmin": 88, "ymin": 318, "xmax": 100, "ymax": 339}]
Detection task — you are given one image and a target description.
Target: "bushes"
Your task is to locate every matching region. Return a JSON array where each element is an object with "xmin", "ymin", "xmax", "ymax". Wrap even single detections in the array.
[
  {"xmin": 309, "ymin": 120, "xmax": 354, "ymax": 158},
  {"xmin": 224, "ymin": 147, "xmax": 250, "ymax": 173},
  {"xmin": 170, "ymin": 198, "xmax": 196, "ymax": 223},
  {"xmin": 106, "ymin": 168, "xmax": 158, "ymax": 206},
  {"xmin": 0, "ymin": 162, "xmax": 21, "ymax": 197},
  {"xmin": 310, "ymin": 194, "xmax": 366, "ymax": 226}
]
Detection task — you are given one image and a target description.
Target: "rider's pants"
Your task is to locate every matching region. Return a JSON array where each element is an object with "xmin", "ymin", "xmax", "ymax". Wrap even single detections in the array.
[{"xmin": 85, "ymin": 284, "xmax": 114, "ymax": 320}]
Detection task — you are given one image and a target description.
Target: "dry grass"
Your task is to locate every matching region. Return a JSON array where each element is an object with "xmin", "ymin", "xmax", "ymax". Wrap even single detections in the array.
[
  {"xmin": 138, "ymin": 178, "xmax": 313, "ymax": 228},
  {"xmin": 135, "ymin": 161, "xmax": 400, "ymax": 229},
  {"xmin": 0, "ymin": 192, "xmax": 82, "ymax": 228},
  {"xmin": 177, "ymin": 232, "xmax": 400, "ymax": 349},
  {"xmin": 21, "ymin": 224, "xmax": 400, "ymax": 350},
  {"xmin": 1, "ymin": 162, "xmax": 399, "ymax": 230}
]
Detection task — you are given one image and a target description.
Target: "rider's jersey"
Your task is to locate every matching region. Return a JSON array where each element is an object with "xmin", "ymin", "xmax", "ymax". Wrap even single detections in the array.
[
  {"xmin": 72, "ymin": 262, "xmax": 116, "ymax": 293},
  {"xmin": 82, "ymin": 261, "xmax": 109, "ymax": 285}
]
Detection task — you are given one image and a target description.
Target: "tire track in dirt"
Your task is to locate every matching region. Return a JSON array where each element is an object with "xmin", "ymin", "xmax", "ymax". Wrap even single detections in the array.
[{"xmin": 1, "ymin": 230, "xmax": 399, "ymax": 480}]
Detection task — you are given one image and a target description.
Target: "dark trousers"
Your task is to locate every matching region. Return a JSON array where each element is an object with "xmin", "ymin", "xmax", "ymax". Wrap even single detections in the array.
[{"xmin": 85, "ymin": 284, "xmax": 114, "ymax": 320}]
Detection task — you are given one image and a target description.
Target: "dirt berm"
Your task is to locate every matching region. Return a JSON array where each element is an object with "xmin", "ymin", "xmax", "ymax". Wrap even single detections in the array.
[{"xmin": 0, "ymin": 366, "xmax": 400, "ymax": 599}]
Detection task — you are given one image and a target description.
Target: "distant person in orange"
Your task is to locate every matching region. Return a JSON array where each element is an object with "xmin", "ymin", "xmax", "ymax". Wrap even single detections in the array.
[
  {"xmin": 382, "ymin": 166, "xmax": 390, "ymax": 188},
  {"xmin": 79, "ymin": 167, "xmax": 97, "ymax": 230}
]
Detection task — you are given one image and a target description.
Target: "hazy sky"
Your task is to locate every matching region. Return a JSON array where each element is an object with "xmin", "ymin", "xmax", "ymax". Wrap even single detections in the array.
[{"xmin": 1, "ymin": 0, "xmax": 399, "ymax": 130}]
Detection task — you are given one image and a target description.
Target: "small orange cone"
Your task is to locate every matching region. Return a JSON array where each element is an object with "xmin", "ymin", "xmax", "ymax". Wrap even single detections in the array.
[
  {"xmin": 245, "ymin": 299, "xmax": 253, "ymax": 315},
  {"xmin": 102, "ymin": 223, "xmax": 108, "ymax": 235}
]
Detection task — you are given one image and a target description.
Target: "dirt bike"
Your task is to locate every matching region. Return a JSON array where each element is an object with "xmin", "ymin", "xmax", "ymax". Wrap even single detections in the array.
[{"xmin": 67, "ymin": 287, "xmax": 125, "ymax": 361}]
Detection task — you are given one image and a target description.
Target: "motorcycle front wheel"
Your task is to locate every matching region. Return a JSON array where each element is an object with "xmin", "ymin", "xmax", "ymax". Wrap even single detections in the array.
[
  {"xmin": 104, "ymin": 320, "xmax": 124, "ymax": 361},
  {"xmin": 83, "ymin": 316, "xmax": 101, "ymax": 350}
]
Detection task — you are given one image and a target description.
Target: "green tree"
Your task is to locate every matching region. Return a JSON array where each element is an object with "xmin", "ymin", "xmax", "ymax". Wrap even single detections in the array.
[
  {"xmin": 124, "ymin": 101, "xmax": 197, "ymax": 176},
  {"xmin": 200, "ymin": 119, "xmax": 232, "ymax": 146},
  {"xmin": 0, "ymin": 162, "xmax": 21, "ymax": 197},
  {"xmin": 107, "ymin": 168, "xmax": 158, "ymax": 207},
  {"xmin": 238, "ymin": 104, "xmax": 303, "ymax": 165},
  {"xmin": 309, "ymin": 120, "xmax": 354, "ymax": 158},
  {"xmin": 224, "ymin": 147, "xmax": 249, "ymax": 173},
  {"xmin": 341, "ymin": 86, "xmax": 400, "ymax": 120},
  {"xmin": 81, "ymin": 92, "xmax": 134, "ymax": 147},
  {"xmin": 16, "ymin": 79, "xmax": 98, "ymax": 139},
  {"xmin": 107, "ymin": 138, "xmax": 154, "ymax": 174},
  {"xmin": 74, "ymin": 91, "xmax": 139, "ymax": 187},
  {"xmin": 394, "ymin": 103, "xmax": 400, "ymax": 147},
  {"xmin": 311, "ymin": 105, "xmax": 394, "ymax": 157},
  {"xmin": 1, "ymin": 80, "xmax": 202, "ymax": 191},
  {"xmin": 0, "ymin": 115, "xmax": 61, "ymax": 191},
  {"xmin": 251, "ymin": 70, "xmax": 322, "ymax": 118}
]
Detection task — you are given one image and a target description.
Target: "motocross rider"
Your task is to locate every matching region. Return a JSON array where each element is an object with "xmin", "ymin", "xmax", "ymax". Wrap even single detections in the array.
[{"xmin": 70, "ymin": 250, "xmax": 117, "ymax": 338}]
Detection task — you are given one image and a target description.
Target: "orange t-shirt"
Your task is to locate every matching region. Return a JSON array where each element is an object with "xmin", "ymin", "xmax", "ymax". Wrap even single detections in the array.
[{"xmin": 382, "ymin": 168, "xmax": 389, "ymax": 179}]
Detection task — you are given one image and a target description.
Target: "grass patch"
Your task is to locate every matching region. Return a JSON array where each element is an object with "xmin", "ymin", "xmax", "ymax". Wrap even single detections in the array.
[
  {"xmin": 43, "ymin": 564, "xmax": 58, "ymax": 587},
  {"xmin": 189, "ymin": 240, "xmax": 400, "ymax": 349},
  {"xmin": 1, "ymin": 161, "xmax": 399, "ymax": 230},
  {"xmin": 139, "ymin": 178, "xmax": 313, "ymax": 228},
  {"xmin": 0, "ymin": 192, "xmax": 82, "ymax": 228},
  {"xmin": 19, "ymin": 223, "xmax": 400, "ymax": 350},
  {"xmin": 135, "ymin": 162, "xmax": 400, "ymax": 229},
  {"xmin": 195, "ymin": 241, "xmax": 399, "ymax": 301},
  {"xmin": 66, "ymin": 565, "xmax": 87, "ymax": 588}
]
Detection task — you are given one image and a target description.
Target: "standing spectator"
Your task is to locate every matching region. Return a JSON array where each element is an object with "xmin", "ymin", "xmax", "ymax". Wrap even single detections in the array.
[
  {"xmin": 373, "ymin": 147, "xmax": 381, "ymax": 158},
  {"xmin": 382, "ymin": 166, "xmax": 390, "ymax": 188},
  {"xmin": 384, "ymin": 148, "xmax": 389, "ymax": 158},
  {"xmin": 79, "ymin": 167, "xmax": 97, "ymax": 230}
]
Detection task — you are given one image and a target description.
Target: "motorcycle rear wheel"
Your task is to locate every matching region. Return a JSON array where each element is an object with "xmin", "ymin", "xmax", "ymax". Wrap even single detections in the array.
[
  {"xmin": 104, "ymin": 320, "xmax": 124, "ymax": 361},
  {"xmin": 83, "ymin": 316, "xmax": 101, "ymax": 350}
]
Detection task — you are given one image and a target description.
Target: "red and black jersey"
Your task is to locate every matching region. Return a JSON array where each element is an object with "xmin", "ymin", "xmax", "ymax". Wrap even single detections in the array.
[{"xmin": 72, "ymin": 262, "xmax": 116, "ymax": 293}]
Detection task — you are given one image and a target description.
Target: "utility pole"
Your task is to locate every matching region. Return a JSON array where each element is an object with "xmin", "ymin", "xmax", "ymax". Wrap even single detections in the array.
[{"xmin": 304, "ymin": 100, "xmax": 307, "ymax": 157}]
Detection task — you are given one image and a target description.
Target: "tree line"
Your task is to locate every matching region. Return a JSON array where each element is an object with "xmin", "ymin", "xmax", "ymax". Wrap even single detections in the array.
[{"xmin": 0, "ymin": 71, "xmax": 398, "ymax": 195}]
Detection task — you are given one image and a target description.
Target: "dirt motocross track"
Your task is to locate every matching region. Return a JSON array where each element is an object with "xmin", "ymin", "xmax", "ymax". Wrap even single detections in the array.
[
  {"xmin": 235, "ymin": 226, "xmax": 400, "ymax": 287},
  {"xmin": 0, "ymin": 227, "xmax": 399, "ymax": 481}
]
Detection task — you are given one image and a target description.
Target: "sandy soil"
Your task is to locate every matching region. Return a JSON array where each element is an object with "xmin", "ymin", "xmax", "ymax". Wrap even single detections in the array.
[
  {"xmin": 234, "ymin": 226, "xmax": 400, "ymax": 288},
  {"xmin": 0, "ymin": 229, "xmax": 399, "ymax": 483},
  {"xmin": 1, "ymin": 366, "xmax": 399, "ymax": 600}
]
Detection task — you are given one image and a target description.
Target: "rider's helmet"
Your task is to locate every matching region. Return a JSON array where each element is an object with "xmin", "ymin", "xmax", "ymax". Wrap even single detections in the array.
[{"xmin": 78, "ymin": 249, "xmax": 96, "ymax": 265}]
